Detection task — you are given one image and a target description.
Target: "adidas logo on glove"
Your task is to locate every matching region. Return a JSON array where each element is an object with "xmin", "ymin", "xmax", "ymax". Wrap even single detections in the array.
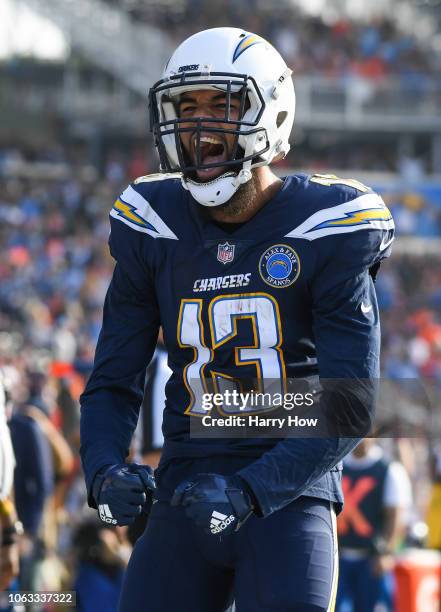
[
  {"xmin": 210, "ymin": 510, "xmax": 236, "ymax": 534},
  {"xmin": 99, "ymin": 504, "xmax": 117, "ymax": 525}
]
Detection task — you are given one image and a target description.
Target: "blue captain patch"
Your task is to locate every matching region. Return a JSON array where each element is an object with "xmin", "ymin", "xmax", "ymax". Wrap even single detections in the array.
[{"xmin": 259, "ymin": 244, "xmax": 300, "ymax": 288}]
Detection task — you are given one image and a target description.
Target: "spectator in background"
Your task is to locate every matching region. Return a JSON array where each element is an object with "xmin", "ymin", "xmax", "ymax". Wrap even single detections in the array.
[
  {"xmin": 387, "ymin": 192, "xmax": 441, "ymax": 237},
  {"xmin": 4, "ymin": 362, "xmax": 76, "ymax": 593},
  {"xmin": 74, "ymin": 519, "xmax": 128, "ymax": 612},
  {"xmin": 336, "ymin": 438, "xmax": 412, "ymax": 612},
  {"xmin": 9, "ymin": 401, "xmax": 54, "ymax": 590}
]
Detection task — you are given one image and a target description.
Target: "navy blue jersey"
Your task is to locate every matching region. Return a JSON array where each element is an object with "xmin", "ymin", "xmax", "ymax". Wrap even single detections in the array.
[{"xmin": 80, "ymin": 173, "xmax": 394, "ymax": 516}]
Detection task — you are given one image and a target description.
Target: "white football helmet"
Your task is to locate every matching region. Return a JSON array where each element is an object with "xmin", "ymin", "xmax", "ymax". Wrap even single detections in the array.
[{"xmin": 149, "ymin": 27, "xmax": 295, "ymax": 206}]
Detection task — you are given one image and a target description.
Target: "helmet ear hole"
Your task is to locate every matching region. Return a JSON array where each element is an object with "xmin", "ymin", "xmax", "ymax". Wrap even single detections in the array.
[{"xmin": 276, "ymin": 111, "xmax": 288, "ymax": 128}]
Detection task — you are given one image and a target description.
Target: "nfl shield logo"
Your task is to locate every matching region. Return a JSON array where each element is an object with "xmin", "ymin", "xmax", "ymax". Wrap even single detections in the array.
[{"xmin": 217, "ymin": 242, "xmax": 235, "ymax": 264}]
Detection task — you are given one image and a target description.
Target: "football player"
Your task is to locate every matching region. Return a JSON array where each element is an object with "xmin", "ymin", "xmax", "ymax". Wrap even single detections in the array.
[{"xmin": 80, "ymin": 27, "xmax": 394, "ymax": 611}]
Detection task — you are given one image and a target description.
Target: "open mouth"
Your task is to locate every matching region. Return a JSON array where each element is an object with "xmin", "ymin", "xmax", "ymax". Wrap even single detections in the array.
[{"xmin": 193, "ymin": 135, "xmax": 228, "ymax": 181}]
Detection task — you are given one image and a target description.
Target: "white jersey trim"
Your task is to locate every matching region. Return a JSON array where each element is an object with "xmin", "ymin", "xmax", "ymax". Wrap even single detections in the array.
[{"xmin": 285, "ymin": 193, "xmax": 395, "ymax": 241}]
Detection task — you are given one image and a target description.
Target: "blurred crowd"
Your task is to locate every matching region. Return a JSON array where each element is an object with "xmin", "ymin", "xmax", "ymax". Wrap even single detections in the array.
[
  {"xmin": 0, "ymin": 143, "xmax": 440, "ymax": 382},
  {"xmin": 108, "ymin": 0, "xmax": 440, "ymax": 82},
  {"xmin": 379, "ymin": 254, "xmax": 441, "ymax": 385},
  {"xmin": 0, "ymin": 145, "xmax": 440, "ymax": 610}
]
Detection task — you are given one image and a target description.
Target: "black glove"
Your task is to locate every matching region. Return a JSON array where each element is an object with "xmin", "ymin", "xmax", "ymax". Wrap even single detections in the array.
[
  {"xmin": 92, "ymin": 463, "xmax": 156, "ymax": 527},
  {"xmin": 171, "ymin": 473, "xmax": 255, "ymax": 535}
]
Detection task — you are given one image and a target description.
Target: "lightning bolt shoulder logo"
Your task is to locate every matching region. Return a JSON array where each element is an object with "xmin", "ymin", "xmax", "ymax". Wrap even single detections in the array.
[
  {"xmin": 309, "ymin": 207, "xmax": 392, "ymax": 231},
  {"xmin": 113, "ymin": 198, "xmax": 156, "ymax": 231},
  {"xmin": 285, "ymin": 193, "xmax": 395, "ymax": 241},
  {"xmin": 110, "ymin": 185, "xmax": 178, "ymax": 240}
]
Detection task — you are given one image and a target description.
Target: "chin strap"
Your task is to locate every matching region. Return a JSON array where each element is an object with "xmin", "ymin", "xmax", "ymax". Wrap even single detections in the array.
[{"xmin": 181, "ymin": 165, "xmax": 253, "ymax": 207}]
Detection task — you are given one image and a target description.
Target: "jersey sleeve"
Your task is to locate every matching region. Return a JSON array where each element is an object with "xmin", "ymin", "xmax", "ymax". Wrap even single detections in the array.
[
  {"xmin": 238, "ymin": 188, "xmax": 394, "ymax": 517},
  {"xmin": 80, "ymin": 188, "xmax": 160, "ymax": 507}
]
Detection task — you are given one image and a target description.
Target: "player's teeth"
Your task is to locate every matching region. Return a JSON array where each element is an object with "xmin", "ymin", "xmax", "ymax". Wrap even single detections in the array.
[{"xmin": 199, "ymin": 137, "xmax": 222, "ymax": 144}]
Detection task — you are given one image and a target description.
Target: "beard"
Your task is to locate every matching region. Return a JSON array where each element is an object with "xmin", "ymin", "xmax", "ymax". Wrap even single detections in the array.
[{"xmin": 207, "ymin": 169, "xmax": 259, "ymax": 219}]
